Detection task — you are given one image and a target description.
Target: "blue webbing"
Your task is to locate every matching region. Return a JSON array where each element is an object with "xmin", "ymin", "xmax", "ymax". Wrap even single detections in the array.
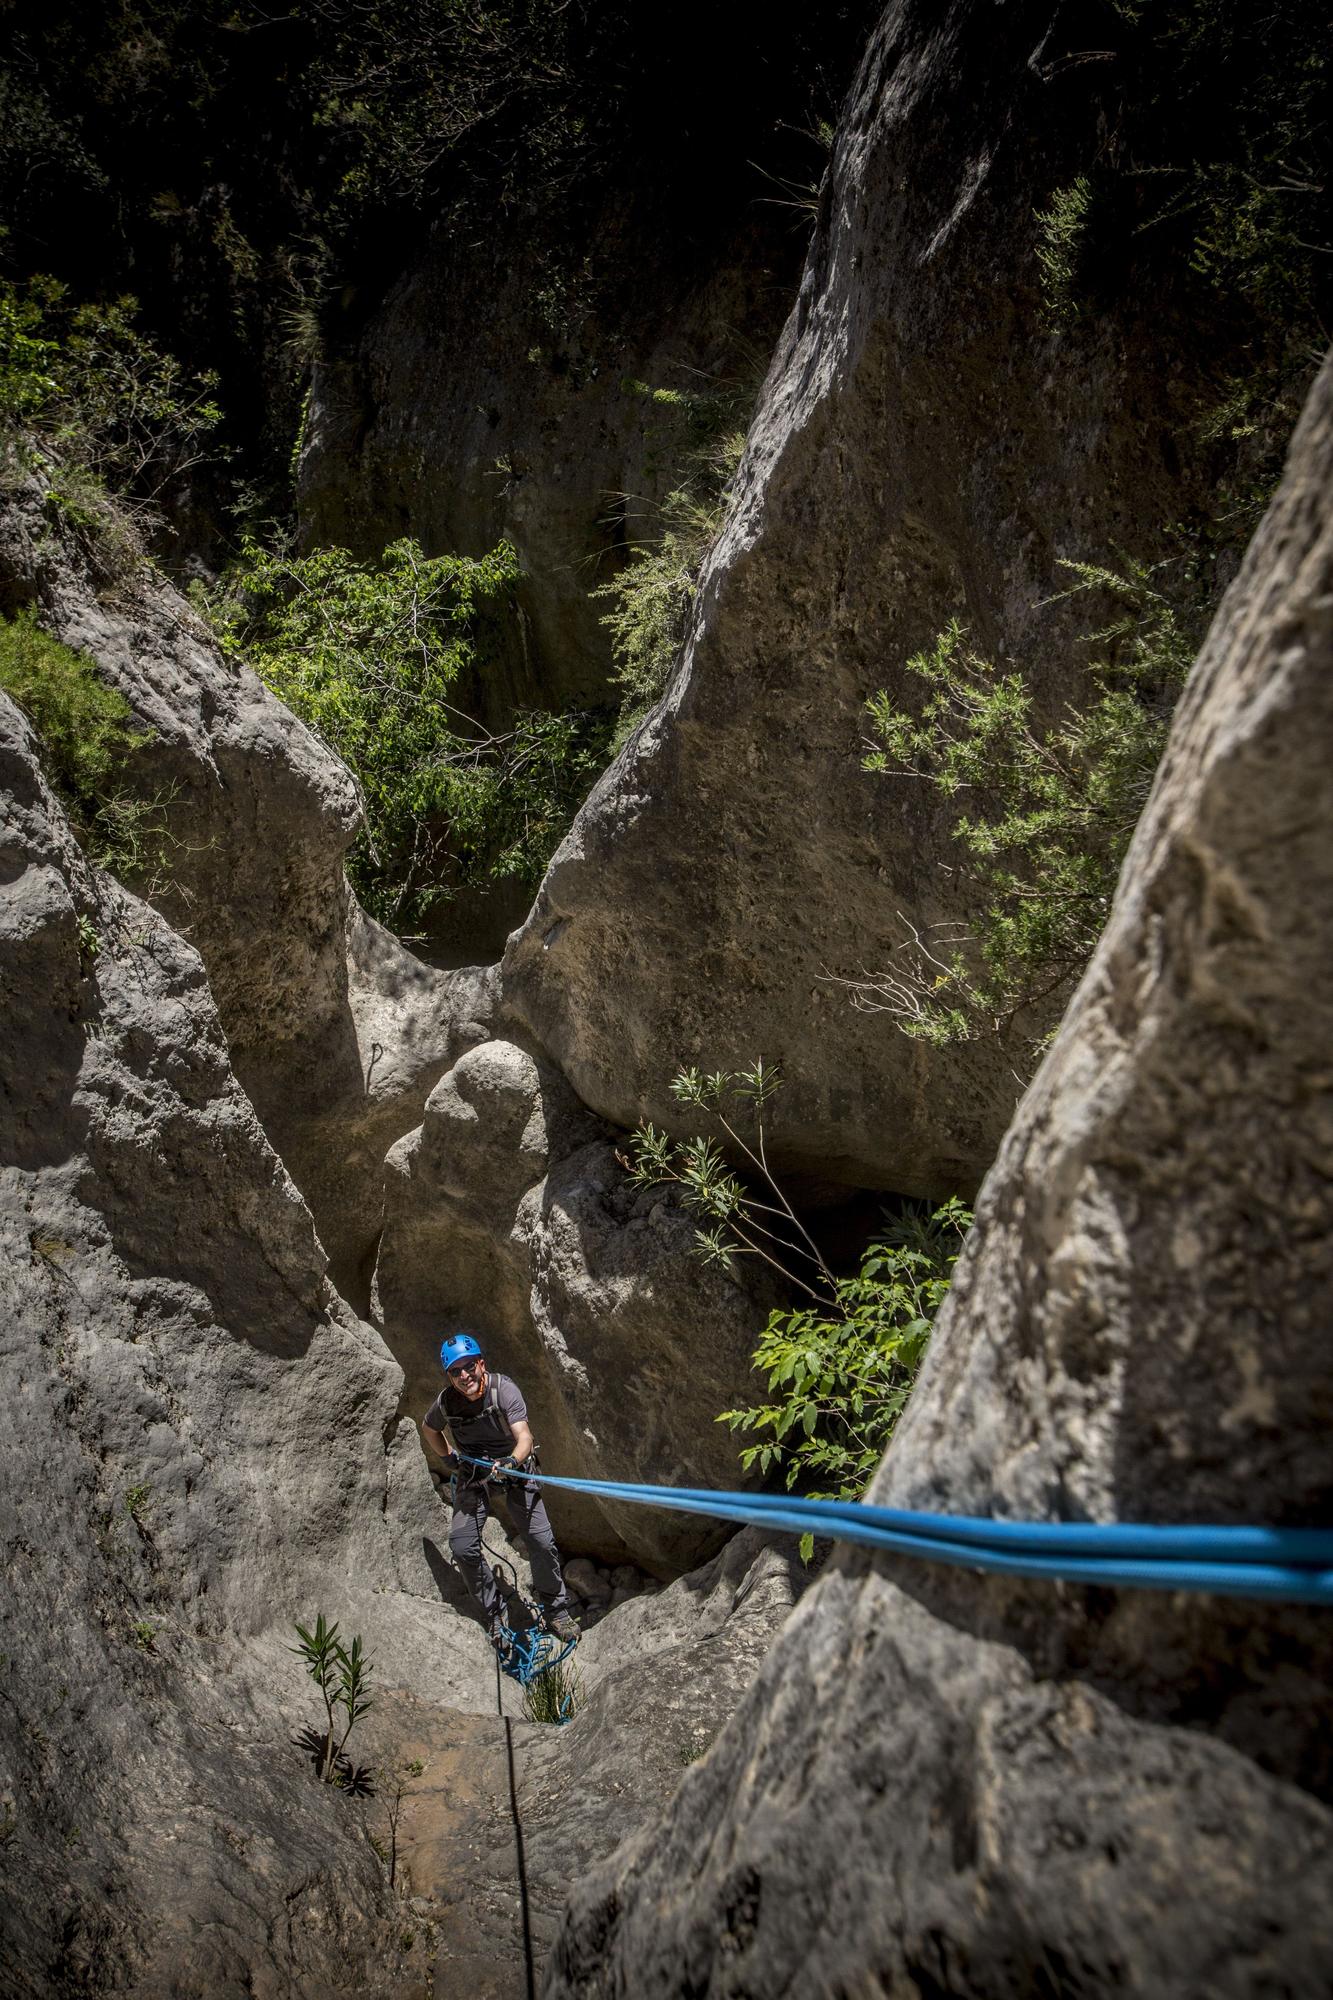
[{"xmin": 459, "ymin": 1459, "xmax": 1333, "ymax": 1606}]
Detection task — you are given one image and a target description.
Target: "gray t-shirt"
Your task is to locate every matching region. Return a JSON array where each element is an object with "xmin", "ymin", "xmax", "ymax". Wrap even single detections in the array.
[{"xmin": 424, "ymin": 1370, "xmax": 527, "ymax": 1461}]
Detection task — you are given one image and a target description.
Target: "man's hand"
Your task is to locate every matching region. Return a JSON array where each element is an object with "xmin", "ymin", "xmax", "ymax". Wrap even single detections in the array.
[{"xmin": 490, "ymin": 1456, "xmax": 519, "ymax": 1483}]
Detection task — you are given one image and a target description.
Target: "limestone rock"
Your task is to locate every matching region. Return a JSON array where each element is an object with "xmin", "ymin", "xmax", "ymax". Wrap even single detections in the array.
[
  {"xmin": 542, "ymin": 352, "xmax": 1333, "ymax": 1995},
  {"xmin": 0, "ymin": 473, "xmax": 494, "ymax": 1298},
  {"xmin": 386, "ymin": 1529, "xmax": 808, "ymax": 2000},
  {"xmin": 373, "ymin": 1039, "xmax": 779, "ymax": 1570},
  {"xmin": 498, "ymin": 0, "xmax": 1316, "ymax": 1204},
  {"xmin": 0, "ymin": 690, "xmax": 498, "ymax": 1996}
]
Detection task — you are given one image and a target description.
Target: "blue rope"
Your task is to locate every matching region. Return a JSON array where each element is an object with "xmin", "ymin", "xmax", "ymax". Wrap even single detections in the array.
[
  {"xmin": 457, "ymin": 1457, "xmax": 1333, "ymax": 1606},
  {"xmin": 471, "ymin": 1514, "xmax": 580, "ymax": 1716}
]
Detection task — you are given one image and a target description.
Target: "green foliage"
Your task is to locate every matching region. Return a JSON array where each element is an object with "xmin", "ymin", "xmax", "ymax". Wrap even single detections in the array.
[
  {"xmin": 1034, "ymin": 177, "xmax": 1093, "ymax": 326},
  {"xmin": 1129, "ymin": 0, "xmax": 1328, "ymax": 334},
  {"xmin": 1031, "ymin": 2, "xmax": 1328, "ymax": 463},
  {"xmin": 211, "ymin": 535, "xmax": 610, "ymax": 932},
  {"xmin": 0, "ymin": 281, "xmax": 59, "ymax": 419},
  {"xmin": 0, "ymin": 607, "xmax": 175, "ymax": 884},
  {"xmin": 292, "ymin": 1613, "xmax": 374, "ymax": 1784},
  {"xmin": 861, "ymin": 557, "xmax": 1198, "ymax": 1056},
  {"xmin": 624, "ymin": 1061, "xmax": 834, "ymax": 1300},
  {"xmin": 595, "ymin": 377, "xmax": 750, "ymax": 733},
  {"xmin": 123, "ymin": 1484, "xmax": 151, "ymax": 1524},
  {"xmin": 128, "ymin": 1620, "xmax": 158, "ymax": 1654},
  {"xmin": 522, "ymin": 1651, "xmax": 583, "ymax": 1726},
  {"xmin": 720, "ymin": 1199, "xmax": 971, "ymax": 1545},
  {"xmin": 0, "ymin": 609, "xmax": 142, "ymax": 800},
  {"xmin": 0, "ymin": 276, "xmax": 222, "ymax": 501},
  {"xmin": 626, "ymin": 1061, "xmax": 971, "ymax": 1532}
]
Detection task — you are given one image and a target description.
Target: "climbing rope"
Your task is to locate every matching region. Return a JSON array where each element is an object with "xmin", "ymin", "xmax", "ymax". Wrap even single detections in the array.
[
  {"xmin": 476, "ymin": 1535, "xmax": 580, "ymax": 1709},
  {"xmin": 458, "ymin": 1457, "xmax": 1333, "ymax": 1607}
]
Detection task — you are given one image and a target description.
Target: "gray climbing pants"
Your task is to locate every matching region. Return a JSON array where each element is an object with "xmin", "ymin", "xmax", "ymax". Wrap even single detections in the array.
[{"xmin": 448, "ymin": 1476, "xmax": 571, "ymax": 1622}]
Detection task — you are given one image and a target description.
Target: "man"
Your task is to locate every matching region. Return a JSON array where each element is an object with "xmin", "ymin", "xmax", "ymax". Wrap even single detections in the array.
[{"xmin": 422, "ymin": 1331, "xmax": 580, "ymax": 1646}]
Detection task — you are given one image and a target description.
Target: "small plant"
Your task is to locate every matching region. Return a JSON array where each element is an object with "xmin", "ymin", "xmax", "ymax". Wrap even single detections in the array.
[
  {"xmin": 123, "ymin": 1484, "xmax": 151, "ymax": 1525},
  {"xmin": 379, "ymin": 1757, "xmax": 425, "ymax": 1888},
  {"xmin": 858, "ymin": 557, "xmax": 1198, "ymax": 1065},
  {"xmin": 623, "ymin": 1061, "xmax": 836, "ymax": 1298},
  {"xmin": 522, "ymin": 1650, "xmax": 583, "ymax": 1726},
  {"xmin": 1034, "ymin": 176, "xmax": 1094, "ymax": 326},
  {"xmin": 625, "ymin": 1062, "xmax": 970, "ymax": 1533},
  {"xmin": 129, "ymin": 1621, "xmax": 158, "ymax": 1654},
  {"xmin": 292, "ymin": 1614, "xmax": 375, "ymax": 1785}
]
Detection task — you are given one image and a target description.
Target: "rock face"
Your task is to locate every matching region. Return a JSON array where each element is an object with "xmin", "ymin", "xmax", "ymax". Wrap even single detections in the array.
[
  {"xmin": 0, "ymin": 678, "xmax": 807, "ymax": 1992},
  {"xmin": 295, "ymin": 12, "xmax": 881, "ymax": 718},
  {"xmin": 498, "ymin": 0, "xmax": 1301, "ymax": 1202},
  {"xmin": 373, "ymin": 1038, "xmax": 780, "ymax": 1569},
  {"xmin": 543, "ymin": 354, "xmax": 1333, "ymax": 1995},
  {"xmin": 0, "ymin": 683, "xmax": 491, "ymax": 1996},
  {"xmin": 0, "ymin": 477, "xmax": 494, "ymax": 1300},
  {"xmin": 379, "ymin": 1529, "xmax": 808, "ymax": 2000}
]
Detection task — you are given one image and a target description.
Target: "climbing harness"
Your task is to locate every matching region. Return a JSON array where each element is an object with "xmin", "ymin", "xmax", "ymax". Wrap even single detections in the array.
[{"xmin": 458, "ymin": 1456, "xmax": 1333, "ymax": 1607}]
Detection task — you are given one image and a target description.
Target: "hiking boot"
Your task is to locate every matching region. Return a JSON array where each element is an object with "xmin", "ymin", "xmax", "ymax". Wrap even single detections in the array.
[
  {"xmin": 487, "ymin": 1613, "xmax": 510, "ymax": 1649},
  {"xmin": 545, "ymin": 1609, "xmax": 580, "ymax": 1645}
]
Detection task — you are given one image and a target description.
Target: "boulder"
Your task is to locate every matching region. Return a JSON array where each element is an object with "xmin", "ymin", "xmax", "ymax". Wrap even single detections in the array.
[
  {"xmin": 372, "ymin": 1037, "xmax": 780, "ymax": 1569},
  {"xmin": 542, "ymin": 351, "xmax": 1333, "ymax": 1995},
  {"xmin": 0, "ymin": 472, "xmax": 494, "ymax": 1300}
]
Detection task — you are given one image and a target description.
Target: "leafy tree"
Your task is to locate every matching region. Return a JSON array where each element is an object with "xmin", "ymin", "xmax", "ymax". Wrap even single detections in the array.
[
  {"xmin": 0, "ymin": 276, "xmax": 222, "ymax": 503},
  {"xmin": 212, "ymin": 534, "xmax": 611, "ymax": 933}
]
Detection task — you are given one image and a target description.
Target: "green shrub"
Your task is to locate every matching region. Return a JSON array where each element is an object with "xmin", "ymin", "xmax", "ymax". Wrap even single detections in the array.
[
  {"xmin": 0, "ymin": 608, "xmax": 175, "ymax": 883},
  {"xmin": 860, "ymin": 555, "xmax": 1198, "ymax": 1060},
  {"xmin": 1034, "ymin": 177, "xmax": 1094, "ymax": 326},
  {"xmin": 0, "ymin": 282, "xmax": 59, "ymax": 421},
  {"xmin": 0, "ymin": 608, "xmax": 143, "ymax": 802},
  {"xmin": 594, "ymin": 377, "xmax": 750, "ymax": 734},
  {"xmin": 0, "ymin": 276, "xmax": 221, "ymax": 501},
  {"xmin": 719, "ymin": 1199, "xmax": 971, "ymax": 1552},
  {"xmin": 624, "ymin": 1062, "xmax": 971, "ymax": 1536},
  {"xmin": 211, "ymin": 534, "xmax": 612, "ymax": 933}
]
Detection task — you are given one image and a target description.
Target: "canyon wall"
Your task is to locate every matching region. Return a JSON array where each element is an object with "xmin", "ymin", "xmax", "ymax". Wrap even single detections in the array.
[
  {"xmin": 545, "ymin": 345, "xmax": 1333, "ymax": 2000},
  {"xmin": 498, "ymin": 0, "xmax": 1304, "ymax": 1202}
]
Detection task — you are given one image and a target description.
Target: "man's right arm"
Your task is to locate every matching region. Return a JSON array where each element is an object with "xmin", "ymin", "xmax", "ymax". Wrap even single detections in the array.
[{"xmin": 422, "ymin": 1403, "xmax": 457, "ymax": 1462}]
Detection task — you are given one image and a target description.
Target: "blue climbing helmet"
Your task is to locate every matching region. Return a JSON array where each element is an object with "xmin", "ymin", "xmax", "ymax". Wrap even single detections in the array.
[{"xmin": 439, "ymin": 1331, "xmax": 483, "ymax": 1373}]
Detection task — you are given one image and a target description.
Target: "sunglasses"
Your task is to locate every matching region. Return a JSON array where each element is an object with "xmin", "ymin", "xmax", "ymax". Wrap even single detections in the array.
[{"xmin": 448, "ymin": 1358, "xmax": 484, "ymax": 1379}]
